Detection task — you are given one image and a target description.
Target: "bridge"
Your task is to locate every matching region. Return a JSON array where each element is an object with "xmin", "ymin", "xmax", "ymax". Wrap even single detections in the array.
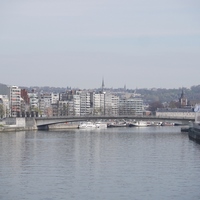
[{"xmin": 35, "ymin": 115, "xmax": 194, "ymax": 130}]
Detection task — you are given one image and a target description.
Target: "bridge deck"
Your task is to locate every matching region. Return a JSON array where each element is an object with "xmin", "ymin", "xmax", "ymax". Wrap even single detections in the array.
[{"xmin": 35, "ymin": 115, "xmax": 194, "ymax": 126}]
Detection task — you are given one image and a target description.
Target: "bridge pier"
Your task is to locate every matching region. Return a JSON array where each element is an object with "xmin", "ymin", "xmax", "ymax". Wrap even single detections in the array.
[{"xmin": 38, "ymin": 125, "xmax": 49, "ymax": 131}]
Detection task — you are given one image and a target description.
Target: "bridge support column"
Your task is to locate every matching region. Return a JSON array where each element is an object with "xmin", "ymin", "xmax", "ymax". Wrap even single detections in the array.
[{"xmin": 38, "ymin": 125, "xmax": 49, "ymax": 131}]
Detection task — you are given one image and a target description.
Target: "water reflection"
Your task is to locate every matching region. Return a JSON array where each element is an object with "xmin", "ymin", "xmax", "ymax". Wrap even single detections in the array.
[{"xmin": 0, "ymin": 127, "xmax": 200, "ymax": 200}]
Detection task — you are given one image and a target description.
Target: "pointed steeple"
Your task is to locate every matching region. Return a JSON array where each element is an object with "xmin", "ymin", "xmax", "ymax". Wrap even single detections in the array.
[
  {"xmin": 181, "ymin": 88, "xmax": 185, "ymax": 98},
  {"xmin": 102, "ymin": 77, "xmax": 105, "ymax": 92}
]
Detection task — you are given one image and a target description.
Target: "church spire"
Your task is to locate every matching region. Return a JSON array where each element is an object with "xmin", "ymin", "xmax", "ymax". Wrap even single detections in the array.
[
  {"xmin": 102, "ymin": 77, "xmax": 105, "ymax": 92},
  {"xmin": 181, "ymin": 88, "xmax": 185, "ymax": 98}
]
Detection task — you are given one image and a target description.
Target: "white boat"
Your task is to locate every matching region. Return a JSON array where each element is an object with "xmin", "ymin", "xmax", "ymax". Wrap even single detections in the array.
[
  {"xmin": 78, "ymin": 122, "xmax": 97, "ymax": 129},
  {"xmin": 148, "ymin": 121, "xmax": 163, "ymax": 126},
  {"xmin": 107, "ymin": 122, "xmax": 127, "ymax": 128},
  {"xmin": 129, "ymin": 121, "xmax": 148, "ymax": 127},
  {"xmin": 95, "ymin": 122, "xmax": 107, "ymax": 128}
]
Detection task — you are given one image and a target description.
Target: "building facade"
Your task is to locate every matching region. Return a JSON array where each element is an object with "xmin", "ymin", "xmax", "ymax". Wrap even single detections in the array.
[
  {"xmin": 0, "ymin": 95, "xmax": 9, "ymax": 118},
  {"xmin": 119, "ymin": 97, "xmax": 143, "ymax": 116},
  {"xmin": 10, "ymin": 86, "xmax": 21, "ymax": 117}
]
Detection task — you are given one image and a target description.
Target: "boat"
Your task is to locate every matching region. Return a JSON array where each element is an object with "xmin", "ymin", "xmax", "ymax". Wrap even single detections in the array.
[
  {"xmin": 95, "ymin": 122, "xmax": 107, "ymax": 128},
  {"xmin": 147, "ymin": 121, "xmax": 163, "ymax": 126},
  {"xmin": 107, "ymin": 122, "xmax": 127, "ymax": 128},
  {"xmin": 78, "ymin": 122, "xmax": 97, "ymax": 129},
  {"xmin": 161, "ymin": 122, "xmax": 174, "ymax": 126},
  {"xmin": 188, "ymin": 105, "xmax": 200, "ymax": 143},
  {"xmin": 129, "ymin": 121, "xmax": 148, "ymax": 127}
]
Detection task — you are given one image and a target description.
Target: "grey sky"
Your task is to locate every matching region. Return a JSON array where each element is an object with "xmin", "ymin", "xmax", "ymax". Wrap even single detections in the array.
[{"xmin": 0, "ymin": 0, "xmax": 200, "ymax": 89}]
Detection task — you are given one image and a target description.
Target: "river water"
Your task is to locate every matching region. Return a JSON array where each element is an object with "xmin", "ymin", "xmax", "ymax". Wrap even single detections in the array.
[{"xmin": 0, "ymin": 126, "xmax": 200, "ymax": 200}]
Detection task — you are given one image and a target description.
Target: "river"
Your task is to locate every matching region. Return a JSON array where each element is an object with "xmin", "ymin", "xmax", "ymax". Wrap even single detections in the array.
[{"xmin": 0, "ymin": 126, "xmax": 200, "ymax": 200}]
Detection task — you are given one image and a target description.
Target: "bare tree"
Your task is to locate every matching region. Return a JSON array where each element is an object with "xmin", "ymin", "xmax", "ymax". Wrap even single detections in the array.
[{"xmin": 0, "ymin": 104, "xmax": 5, "ymax": 118}]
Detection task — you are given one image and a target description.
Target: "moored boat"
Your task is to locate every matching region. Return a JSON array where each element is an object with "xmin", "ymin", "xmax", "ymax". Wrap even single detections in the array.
[
  {"xmin": 95, "ymin": 122, "xmax": 107, "ymax": 128},
  {"xmin": 188, "ymin": 105, "xmax": 200, "ymax": 143},
  {"xmin": 161, "ymin": 122, "xmax": 174, "ymax": 126},
  {"xmin": 107, "ymin": 122, "xmax": 127, "ymax": 128},
  {"xmin": 188, "ymin": 123, "xmax": 200, "ymax": 143},
  {"xmin": 147, "ymin": 121, "xmax": 163, "ymax": 126},
  {"xmin": 78, "ymin": 122, "xmax": 97, "ymax": 129},
  {"xmin": 129, "ymin": 121, "xmax": 148, "ymax": 127}
]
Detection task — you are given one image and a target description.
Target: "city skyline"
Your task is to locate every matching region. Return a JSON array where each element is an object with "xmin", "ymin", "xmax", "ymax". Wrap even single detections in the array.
[{"xmin": 0, "ymin": 0, "xmax": 200, "ymax": 89}]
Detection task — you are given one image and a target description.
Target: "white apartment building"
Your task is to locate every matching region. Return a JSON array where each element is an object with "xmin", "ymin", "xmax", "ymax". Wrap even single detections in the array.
[
  {"xmin": 93, "ymin": 92, "xmax": 105, "ymax": 115},
  {"xmin": 51, "ymin": 93, "xmax": 59, "ymax": 104},
  {"xmin": 68, "ymin": 101, "xmax": 74, "ymax": 116},
  {"xmin": 28, "ymin": 92, "xmax": 39, "ymax": 111},
  {"xmin": 73, "ymin": 94, "xmax": 80, "ymax": 116},
  {"xmin": 119, "ymin": 98, "xmax": 143, "ymax": 116},
  {"xmin": 104, "ymin": 93, "xmax": 112, "ymax": 115},
  {"xmin": 10, "ymin": 86, "xmax": 21, "ymax": 117},
  {"xmin": 39, "ymin": 93, "xmax": 52, "ymax": 116},
  {"xmin": 38, "ymin": 93, "xmax": 59, "ymax": 116},
  {"xmin": 80, "ymin": 91, "xmax": 91, "ymax": 116},
  {"xmin": 110, "ymin": 94, "xmax": 119, "ymax": 115},
  {"xmin": 93, "ymin": 92, "xmax": 119, "ymax": 116}
]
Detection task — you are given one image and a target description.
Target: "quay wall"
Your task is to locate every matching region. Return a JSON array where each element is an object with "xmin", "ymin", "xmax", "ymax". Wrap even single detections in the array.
[
  {"xmin": 0, "ymin": 118, "xmax": 78, "ymax": 132},
  {"xmin": 49, "ymin": 122, "xmax": 78, "ymax": 130},
  {"xmin": 0, "ymin": 117, "xmax": 37, "ymax": 132}
]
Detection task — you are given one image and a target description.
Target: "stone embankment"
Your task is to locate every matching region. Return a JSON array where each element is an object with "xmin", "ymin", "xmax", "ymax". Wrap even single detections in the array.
[
  {"xmin": 0, "ymin": 117, "xmax": 37, "ymax": 132},
  {"xmin": 0, "ymin": 117, "xmax": 79, "ymax": 132}
]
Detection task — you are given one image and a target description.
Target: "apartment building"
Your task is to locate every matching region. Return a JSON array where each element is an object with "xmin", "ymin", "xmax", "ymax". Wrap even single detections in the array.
[
  {"xmin": 28, "ymin": 92, "xmax": 39, "ymax": 112},
  {"xmin": 119, "ymin": 97, "xmax": 143, "ymax": 116},
  {"xmin": 73, "ymin": 94, "xmax": 80, "ymax": 116},
  {"xmin": 51, "ymin": 93, "xmax": 59, "ymax": 104},
  {"xmin": 10, "ymin": 86, "xmax": 21, "ymax": 117},
  {"xmin": 93, "ymin": 92, "xmax": 105, "ymax": 115},
  {"xmin": 110, "ymin": 94, "xmax": 119, "ymax": 116},
  {"xmin": 80, "ymin": 91, "xmax": 91, "ymax": 116}
]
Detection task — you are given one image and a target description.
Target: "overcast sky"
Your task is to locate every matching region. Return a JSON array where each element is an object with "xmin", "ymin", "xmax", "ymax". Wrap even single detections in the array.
[{"xmin": 0, "ymin": 0, "xmax": 200, "ymax": 89}]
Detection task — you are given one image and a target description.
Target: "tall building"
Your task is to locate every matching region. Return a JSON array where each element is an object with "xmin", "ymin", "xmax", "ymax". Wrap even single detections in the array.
[
  {"xmin": 93, "ymin": 92, "xmax": 105, "ymax": 115},
  {"xmin": 39, "ymin": 93, "xmax": 53, "ymax": 117},
  {"xmin": 103, "ymin": 93, "xmax": 119, "ymax": 116},
  {"xmin": 21, "ymin": 89, "xmax": 30, "ymax": 116},
  {"xmin": 58, "ymin": 101, "xmax": 69, "ymax": 116},
  {"xmin": 10, "ymin": 86, "xmax": 21, "ymax": 117},
  {"xmin": 111, "ymin": 94, "xmax": 119, "ymax": 115},
  {"xmin": 28, "ymin": 91, "xmax": 39, "ymax": 112},
  {"xmin": 73, "ymin": 94, "xmax": 80, "ymax": 116},
  {"xmin": 80, "ymin": 91, "xmax": 91, "ymax": 116},
  {"xmin": 119, "ymin": 97, "xmax": 143, "ymax": 116}
]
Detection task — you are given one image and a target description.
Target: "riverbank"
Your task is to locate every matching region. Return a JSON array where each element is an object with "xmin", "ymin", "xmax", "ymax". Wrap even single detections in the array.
[
  {"xmin": 0, "ymin": 118, "xmax": 79, "ymax": 132},
  {"xmin": 0, "ymin": 126, "xmax": 36, "ymax": 132}
]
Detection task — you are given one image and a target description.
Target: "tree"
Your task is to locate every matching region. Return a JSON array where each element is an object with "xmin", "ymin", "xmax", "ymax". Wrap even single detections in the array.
[
  {"xmin": 0, "ymin": 104, "xmax": 5, "ymax": 118},
  {"xmin": 169, "ymin": 101, "xmax": 180, "ymax": 108},
  {"xmin": 148, "ymin": 101, "xmax": 164, "ymax": 112}
]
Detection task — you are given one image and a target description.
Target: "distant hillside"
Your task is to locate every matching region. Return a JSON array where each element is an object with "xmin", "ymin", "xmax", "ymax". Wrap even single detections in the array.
[
  {"xmin": 18, "ymin": 84, "xmax": 200, "ymax": 103},
  {"xmin": 134, "ymin": 85, "xmax": 200, "ymax": 103}
]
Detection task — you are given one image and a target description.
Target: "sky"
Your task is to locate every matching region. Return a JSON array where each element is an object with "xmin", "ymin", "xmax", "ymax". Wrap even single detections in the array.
[{"xmin": 0, "ymin": 0, "xmax": 200, "ymax": 89}]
